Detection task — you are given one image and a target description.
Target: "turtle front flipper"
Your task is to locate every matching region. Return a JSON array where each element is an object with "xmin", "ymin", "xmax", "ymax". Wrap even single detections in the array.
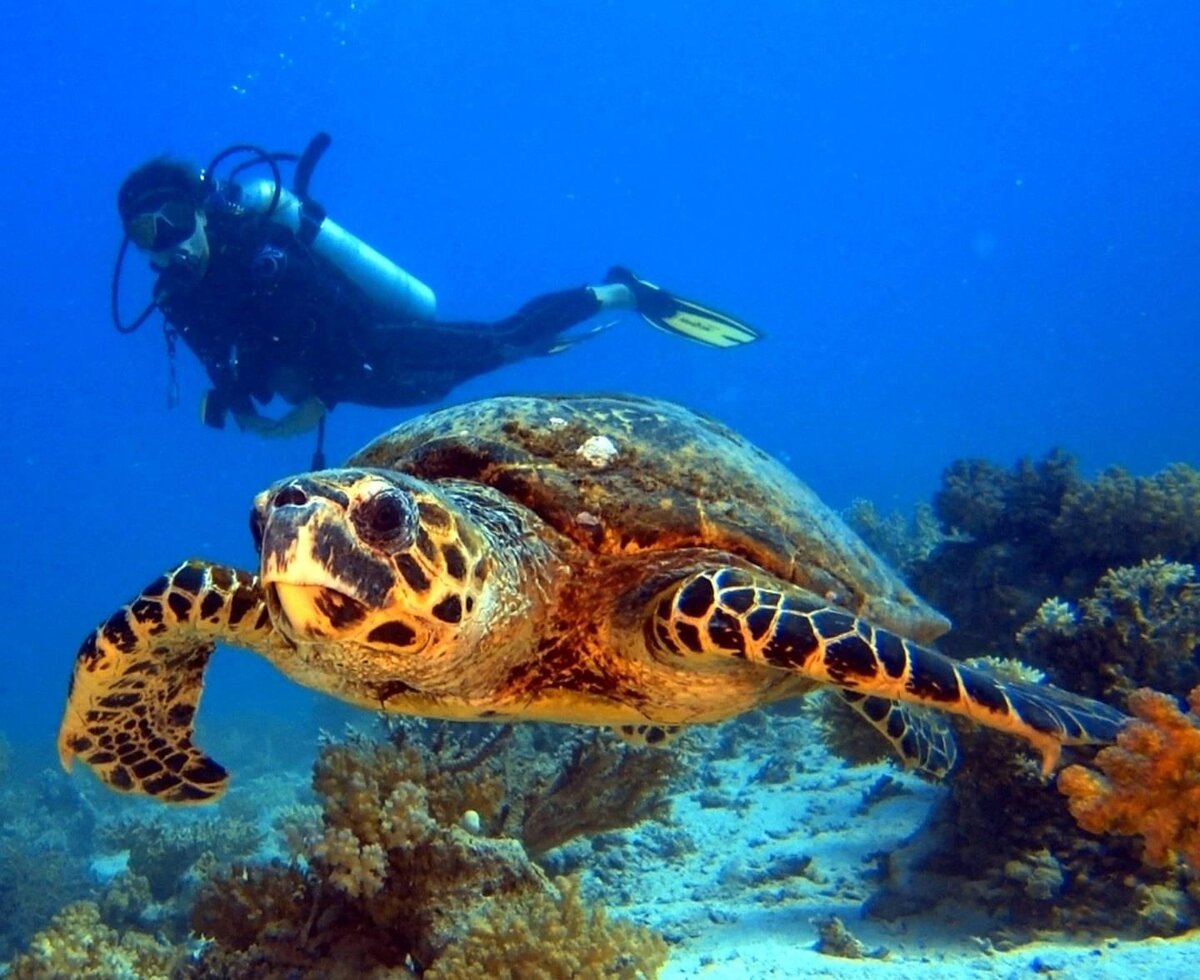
[
  {"xmin": 58, "ymin": 560, "xmax": 282, "ymax": 803},
  {"xmin": 648, "ymin": 567, "xmax": 1128, "ymax": 774}
]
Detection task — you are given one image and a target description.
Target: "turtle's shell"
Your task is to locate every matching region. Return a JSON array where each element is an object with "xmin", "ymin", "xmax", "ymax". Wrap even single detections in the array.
[{"xmin": 351, "ymin": 393, "xmax": 949, "ymax": 644}]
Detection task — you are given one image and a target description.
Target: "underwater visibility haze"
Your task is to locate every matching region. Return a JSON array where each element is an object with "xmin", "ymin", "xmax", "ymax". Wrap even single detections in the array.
[{"xmin": 1, "ymin": 1, "xmax": 1200, "ymax": 976}]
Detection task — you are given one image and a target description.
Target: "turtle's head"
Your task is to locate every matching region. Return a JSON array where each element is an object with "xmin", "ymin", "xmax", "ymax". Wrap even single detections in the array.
[{"xmin": 253, "ymin": 469, "xmax": 489, "ymax": 678}]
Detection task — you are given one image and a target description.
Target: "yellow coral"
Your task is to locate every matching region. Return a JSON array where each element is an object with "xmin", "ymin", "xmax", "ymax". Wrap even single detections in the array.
[
  {"xmin": 425, "ymin": 875, "xmax": 667, "ymax": 980},
  {"xmin": 1059, "ymin": 685, "xmax": 1200, "ymax": 870},
  {"xmin": 313, "ymin": 825, "xmax": 388, "ymax": 899},
  {"xmin": 7, "ymin": 900, "xmax": 180, "ymax": 979}
]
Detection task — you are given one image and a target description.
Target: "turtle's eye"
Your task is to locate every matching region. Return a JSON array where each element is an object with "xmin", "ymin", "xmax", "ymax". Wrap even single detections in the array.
[{"xmin": 353, "ymin": 488, "xmax": 417, "ymax": 550}]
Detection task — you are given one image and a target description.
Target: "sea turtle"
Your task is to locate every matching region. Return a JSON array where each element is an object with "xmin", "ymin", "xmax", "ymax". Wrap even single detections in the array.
[{"xmin": 58, "ymin": 394, "xmax": 1125, "ymax": 804}]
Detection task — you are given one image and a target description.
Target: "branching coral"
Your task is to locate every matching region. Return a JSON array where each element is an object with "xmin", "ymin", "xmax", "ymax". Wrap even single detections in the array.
[
  {"xmin": 844, "ymin": 499, "xmax": 949, "ymax": 574},
  {"xmin": 190, "ymin": 732, "xmax": 670, "ymax": 976},
  {"xmin": 424, "ymin": 875, "xmax": 668, "ymax": 980},
  {"xmin": 516, "ymin": 732, "xmax": 681, "ymax": 857},
  {"xmin": 912, "ymin": 454, "xmax": 1200, "ymax": 662},
  {"xmin": 6, "ymin": 900, "xmax": 180, "ymax": 979},
  {"xmin": 1017, "ymin": 558, "xmax": 1200, "ymax": 699},
  {"xmin": 1059, "ymin": 685, "xmax": 1200, "ymax": 872},
  {"xmin": 97, "ymin": 813, "xmax": 265, "ymax": 902},
  {"xmin": 1054, "ymin": 463, "xmax": 1200, "ymax": 567}
]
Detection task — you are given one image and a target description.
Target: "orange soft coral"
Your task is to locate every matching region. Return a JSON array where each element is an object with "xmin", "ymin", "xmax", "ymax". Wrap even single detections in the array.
[{"xmin": 1059, "ymin": 685, "xmax": 1200, "ymax": 870}]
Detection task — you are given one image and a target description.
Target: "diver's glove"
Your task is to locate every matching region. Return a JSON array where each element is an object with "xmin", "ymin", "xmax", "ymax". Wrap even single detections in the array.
[{"xmin": 234, "ymin": 397, "xmax": 327, "ymax": 439}]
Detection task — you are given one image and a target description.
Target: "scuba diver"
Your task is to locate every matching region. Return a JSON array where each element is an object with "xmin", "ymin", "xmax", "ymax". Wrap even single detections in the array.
[{"xmin": 112, "ymin": 134, "xmax": 761, "ymax": 463}]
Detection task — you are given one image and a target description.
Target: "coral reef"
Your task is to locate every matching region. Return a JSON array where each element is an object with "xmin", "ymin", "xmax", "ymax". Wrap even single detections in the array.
[
  {"xmin": 1017, "ymin": 558, "xmax": 1200, "ymax": 699},
  {"xmin": 1054, "ymin": 463, "xmax": 1200, "ymax": 567},
  {"xmin": 1060, "ymin": 685, "xmax": 1200, "ymax": 872},
  {"xmin": 97, "ymin": 813, "xmax": 265, "ymax": 902},
  {"xmin": 0, "ymin": 767, "xmax": 96, "ymax": 961},
  {"xmin": 911, "ymin": 453, "xmax": 1200, "ymax": 663},
  {"xmin": 5, "ymin": 900, "xmax": 180, "ymax": 979},
  {"xmin": 424, "ymin": 875, "xmax": 668, "ymax": 980},
  {"xmin": 847, "ymin": 453, "xmax": 1200, "ymax": 940},
  {"xmin": 517, "ymin": 732, "xmax": 680, "ymax": 857},
  {"xmin": 868, "ymin": 718, "xmax": 1195, "ymax": 938},
  {"xmin": 844, "ymin": 499, "xmax": 950, "ymax": 574},
  {"xmin": 188, "ymin": 731, "xmax": 670, "ymax": 976}
]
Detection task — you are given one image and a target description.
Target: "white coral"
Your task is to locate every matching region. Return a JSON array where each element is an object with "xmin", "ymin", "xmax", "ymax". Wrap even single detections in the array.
[{"xmin": 575, "ymin": 435, "xmax": 618, "ymax": 468}]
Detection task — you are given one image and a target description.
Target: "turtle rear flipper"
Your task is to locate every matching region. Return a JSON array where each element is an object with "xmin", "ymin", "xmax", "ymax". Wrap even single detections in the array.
[
  {"xmin": 649, "ymin": 566, "xmax": 1128, "ymax": 774},
  {"xmin": 837, "ymin": 690, "xmax": 958, "ymax": 779},
  {"xmin": 58, "ymin": 560, "xmax": 276, "ymax": 803}
]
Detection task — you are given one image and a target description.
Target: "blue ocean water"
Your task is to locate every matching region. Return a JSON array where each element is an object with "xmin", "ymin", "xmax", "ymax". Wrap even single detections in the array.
[{"xmin": 0, "ymin": 1, "xmax": 1197, "ymax": 947}]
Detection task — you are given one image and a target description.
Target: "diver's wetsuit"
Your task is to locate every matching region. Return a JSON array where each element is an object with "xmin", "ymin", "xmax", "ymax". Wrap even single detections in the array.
[{"xmin": 155, "ymin": 208, "xmax": 602, "ymax": 424}]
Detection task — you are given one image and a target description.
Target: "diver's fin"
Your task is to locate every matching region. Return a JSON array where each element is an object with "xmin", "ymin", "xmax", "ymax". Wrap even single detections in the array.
[{"xmin": 606, "ymin": 266, "xmax": 763, "ymax": 348}]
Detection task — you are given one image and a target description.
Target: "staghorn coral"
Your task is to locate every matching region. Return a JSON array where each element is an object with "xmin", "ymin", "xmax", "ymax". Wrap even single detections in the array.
[
  {"xmin": 189, "ymin": 732, "xmax": 669, "ymax": 976},
  {"xmin": 98, "ymin": 812, "xmax": 265, "ymax": 902},
  {"xmin": 6, "ymin": 900, "xmax": 180, "ymax": 979},
  {"xmin": 1017, "ymin": 558, "xmax": 1200, "ymax": 699},
  {"xmin": 1060, "ymin": 685, "xmax": 1200, "ymax": 872}
]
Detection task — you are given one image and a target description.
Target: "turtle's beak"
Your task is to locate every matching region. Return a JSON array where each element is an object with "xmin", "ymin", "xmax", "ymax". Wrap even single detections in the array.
[{"xmin": 255, "ymin": 477, "xmax": 395, "ymax": 639}]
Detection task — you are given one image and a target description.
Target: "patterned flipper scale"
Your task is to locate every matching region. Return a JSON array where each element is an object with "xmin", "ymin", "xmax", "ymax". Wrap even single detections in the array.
[
  {"xmin": 650, "ymin": 567, "xmax": 1128, "ymax": 774},
  {"xmin": 837, "ymin": 690, "xmax": 958, "ymax": 778},
  {"xmin": 57, "ymin": 561, "xmax": 281, "ymax": 803}
]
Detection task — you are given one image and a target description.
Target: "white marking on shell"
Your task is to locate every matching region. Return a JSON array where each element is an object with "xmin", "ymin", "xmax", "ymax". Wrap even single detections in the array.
[{"xmin": 576, "ymin": 434, "xmax": 618, "ymax": 468}]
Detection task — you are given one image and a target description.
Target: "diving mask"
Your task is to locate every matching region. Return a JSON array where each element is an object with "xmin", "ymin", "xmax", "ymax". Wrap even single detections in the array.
[
  {"xmin": 127, "ymin": 198, "xmax": 197, "ymax": 251},
  {"xmin": 149, "ymin": 213, "xmax": 210, "ymax": 285}
]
